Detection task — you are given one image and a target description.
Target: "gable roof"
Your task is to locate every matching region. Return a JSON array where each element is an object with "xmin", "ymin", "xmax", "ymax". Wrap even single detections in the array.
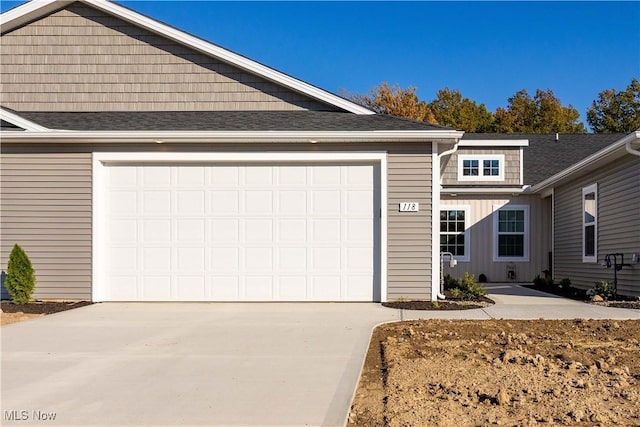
[
  {"xmin": 0, "ymin": 0, "xmax": 373, "ymax": 115},
  {"xmin": 463, "ymin": 133, "xmax": 624, "ymax": 186}
]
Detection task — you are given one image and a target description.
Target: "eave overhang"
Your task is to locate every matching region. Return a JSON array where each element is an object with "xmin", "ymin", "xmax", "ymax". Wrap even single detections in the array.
[{"xmin": 0, "ymin": 129, "xmax": 465, "ymax": 144}]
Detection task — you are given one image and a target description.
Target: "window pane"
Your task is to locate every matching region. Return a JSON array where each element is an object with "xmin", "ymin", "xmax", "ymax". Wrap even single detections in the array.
[
  {"xmin": 463, "ymin": 160, "xmax": 479, "ymax": 176},
  {"xmin": 584, "ymin": 225, "xmax": 595, "ymax": 256},
  {"xmin": 457, "ymin": 211, "xmax": 465, "ymax": 221},
  {"xmin": 584, "ymin": 193, "xmax": 596, "ymax": 223},
  {"xmin": 498, "ymin": 235, "xmax": 524, "ymax": 257},
  {"xmin": 483, "ymin": 159, "xmax": 500, "ymax": 176},
  {"xmin": 498, "ymin": 209, "xmax": 524, "ymax": 232}
]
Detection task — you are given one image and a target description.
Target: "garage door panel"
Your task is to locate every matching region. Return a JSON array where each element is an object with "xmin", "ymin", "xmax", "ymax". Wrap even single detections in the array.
[
  {"xmin": 142, "ymin": 276, "xmax": 170, "ymax": 300},
  {"xmin": 103, "ymin": 163, "xmax": 379, "ymax": 301}
]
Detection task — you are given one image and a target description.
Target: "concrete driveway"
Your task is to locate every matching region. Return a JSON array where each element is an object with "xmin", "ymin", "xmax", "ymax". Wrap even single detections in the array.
[
  {"xmin": 1, "ymin": 303, "xmax": 399, "ymax": 426},
  {"xmin": 3, "ymin": 286, "xmax": 639, "ymax": 427}
]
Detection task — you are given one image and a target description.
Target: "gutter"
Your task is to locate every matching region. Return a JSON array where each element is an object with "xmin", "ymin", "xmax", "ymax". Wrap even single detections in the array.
[{"xmin": 0, "ymin": 129, "xmax": 465, "ymax": 144}]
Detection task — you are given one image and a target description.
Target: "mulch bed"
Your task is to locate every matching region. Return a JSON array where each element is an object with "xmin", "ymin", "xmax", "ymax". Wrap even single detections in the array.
[
  {"xmin": 523, "ymin": 284, "xmax": 640, "ymax": 310},
  {"xmin": 1, "ymin": 300, "xmax": 92, "ymax": 314},
  {"xmin": 382, "ymin": 295, "xmax": 494, "ymax": 311}
]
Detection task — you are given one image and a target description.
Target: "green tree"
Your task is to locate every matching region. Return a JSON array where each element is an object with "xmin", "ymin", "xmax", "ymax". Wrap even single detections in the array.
[
  {"xmin": 428, "ymin": 88, "xmax": 494, "ymax": 132},
  {"xmin": 5, "ymin": 244, "xmax": 36, "ymax": 304},
  {"xmin": 492, "ymin": 88, "xmax": 586, "ymax": 133},
  {"xmin": 343, "ymin": 82, "xmax": 436, "ymax": 123},
  {"xmin": 587, "ymin": 78, "xmax": 640, "ymax": 133}
]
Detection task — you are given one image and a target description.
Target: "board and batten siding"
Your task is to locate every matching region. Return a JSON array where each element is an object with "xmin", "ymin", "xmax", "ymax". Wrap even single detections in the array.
[
  {"xmin": 554, "ymin": 155, "xmax": 640, "ymax": 296},
  {"xmin": 387, "ymin": 152, "xmax": 432, "ymax": 300},
  {"xmin": 441, "ymin": 148, "xmax": 521, "ymax": 186},
  {"xmin": 0, "ymin": 153, "xmax": 93, "ymax": 300},
  {"xmin": 440, "ymin": 195, "xmax": 552, "ymax": 282},
  {"xmin": 0, "ymin": 4, "xmax": 335, "ymax": 112}
]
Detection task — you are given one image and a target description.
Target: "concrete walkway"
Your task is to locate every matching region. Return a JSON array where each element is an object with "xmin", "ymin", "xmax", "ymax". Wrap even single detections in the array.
[
  {"xmin": 2, "ymin": 285, "xmax": 638, "ymax": 427},
  {"xmin": 400, "ymin": 283, "xmax": 640, "ymax": 321}
]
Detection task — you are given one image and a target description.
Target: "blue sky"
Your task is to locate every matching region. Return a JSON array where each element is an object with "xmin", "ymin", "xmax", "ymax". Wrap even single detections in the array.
[{"xmin": 2, "ymin": 1, "xmax": 638, "ymax": 125}]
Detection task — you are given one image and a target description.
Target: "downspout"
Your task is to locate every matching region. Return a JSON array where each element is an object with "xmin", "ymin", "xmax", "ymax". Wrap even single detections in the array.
[
  {"xmin": 626, "ymin": 140, "xmax": 640, "ymax": 156},
  {"xmin": 432, "ymin": 139, "xmax": 460, "ymax": 300},
  {"xmin": 438, "ymin": 140, "xmax": 460, "ymax": 185}
]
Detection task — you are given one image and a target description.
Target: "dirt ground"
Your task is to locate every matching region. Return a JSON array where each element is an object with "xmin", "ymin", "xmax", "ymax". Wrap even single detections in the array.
[
  {"xmin": 349, "ymin": 319, "xmax": 640, "ymax": 426},
  {"xmin": 1, "ymin": 301, "xmax": 92, "ymax": 326}
]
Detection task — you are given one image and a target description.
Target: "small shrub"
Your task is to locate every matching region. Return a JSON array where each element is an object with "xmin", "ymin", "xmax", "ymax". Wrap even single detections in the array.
[
  {"xmin": 443, "ymin": 274, "xmax": 460, "ymax": 290},
  {"xmin": 533, "ymin": 275, "xmax": 546, "ymax": 287},
  {"xmin": 588, "ymin": 280, "xmax": 616, "ymax": 300},
  {"xmin": 558, "ymin": 278, "xmax": 571, "ymax": 289},
  {"xmin": 5, "ymin": 244, "xmax": 36, "ymax": 304},
  {"xmin": 449, "ymin": 272, "xmax": 487, "ymax": 299}
]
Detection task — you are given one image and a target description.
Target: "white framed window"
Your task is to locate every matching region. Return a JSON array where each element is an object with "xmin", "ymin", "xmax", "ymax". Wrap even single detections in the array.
[
  {"xmin": 458, "ymin": 154, "xmax": 505, "ymax": 181},
  {"xmin": 439, "ymin": 206, "xmax": 470, "ymax": 262},
  {"xmin": 582, "ymin": 183, "xmax": 598, "ymax": 263},
  {"xmin": 493, "ymin": 204, "xmax": 529, "ymax": 262}
]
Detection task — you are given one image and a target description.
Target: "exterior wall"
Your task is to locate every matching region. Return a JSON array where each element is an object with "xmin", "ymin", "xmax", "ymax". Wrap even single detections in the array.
[
  {"xmin": 0, "ymin": 4, "xmax": 335, "ymax": 112},
  {"xmin": 1, "ymin": 142, "xmax": 433, "ymax": 301},
  {"xmin": 554, "ymin": 155, "xmax": 640, "ymax": 296},
  {"xmin": 441, "ymin": 147, "xmax": 521, "ymax": 186},
  {"xmin": 387, "ymin": 152, "xmax": 432, "ymax": 300},
  {"xmin": 0, "ymin": 153, "xmax": 93, "ymax": 300},
  {"xmin": 440, "ymin": 194, "xmax": 551, "ymax": 282}
]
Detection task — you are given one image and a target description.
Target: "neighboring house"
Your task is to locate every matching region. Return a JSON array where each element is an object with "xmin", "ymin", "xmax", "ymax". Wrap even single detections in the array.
[
  {"xmin": 1, "ymin": 1, "xmax": 638, "ymax": 303},
  {"xmin": 439, "ymin": 132, "xmax": 640, "ymax": 296}
]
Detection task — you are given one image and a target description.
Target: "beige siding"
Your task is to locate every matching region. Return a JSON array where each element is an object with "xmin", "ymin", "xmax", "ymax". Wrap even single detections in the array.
[
  {"xmin": 440, "ymin": 194, "xmax": 552, "ymax": 282},
  {"xmin": 441, "ymin": 147, "xmax": 521, "ymax": 186},
  {"xmin": 387, "ymin": 152, "xmax": 432, "ymax": 300},
  {"xmin": 2, "ymin": 142, "xmax": 435, "ymax": 301},
  {"xmin": 0, "ymin": 153, "xmax": 93, "ymax": 300},
  {"xmin": 0, "ymin": 4, "xmax": 336, "ymax": 112},
  {"xmin": 554, "ymin": 155, "xmax": 640, "ymax": 296}
]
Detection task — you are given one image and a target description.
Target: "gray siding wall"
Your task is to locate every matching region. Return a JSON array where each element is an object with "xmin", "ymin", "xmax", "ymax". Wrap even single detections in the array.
[
  {"xmin": 1, "ymin": 143, "xmax": 433, "ymax": 301},
  {"xmin": 440, "ymin": 194, "xmax": 552, "ymax": 282},
  {"xmin": 387, "ymin": 152, "xmax": 432, "ymax": 300},
  {"xmin": 0, "ymin": 4, "xmax": 336, "ymax": 112},
  {"xmin": 441, "ymin": 147, "xmax": 521, "ymax": 186},
  {"xmin": 0, "ymin": 153, "xmax": 93, "ymax": 300},
  {"xmin": 554, "ymin": 155, "xmax": 640, "ymax": 296}
]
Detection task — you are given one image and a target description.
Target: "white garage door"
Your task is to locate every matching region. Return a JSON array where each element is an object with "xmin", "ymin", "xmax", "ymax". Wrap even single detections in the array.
[{"xmin": 103, "ymin": 163, "xmax": 379, "ymax": 301}]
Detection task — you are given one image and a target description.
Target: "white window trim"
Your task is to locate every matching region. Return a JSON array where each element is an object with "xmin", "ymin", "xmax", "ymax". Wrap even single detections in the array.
[
  {"xmin": 582, "ymin": 183, "xmax": 598, "ymax": 263},
  {"xmin": 458, "ymin": 154, "xmax": 505, "ymax": 181},
  {"xmin": 493, "ymin": 204, "xmax": 530, "ymax": 262},
  {"xmin": 439, "ymin": 205, "xmax": 470, "ymax": 262}
]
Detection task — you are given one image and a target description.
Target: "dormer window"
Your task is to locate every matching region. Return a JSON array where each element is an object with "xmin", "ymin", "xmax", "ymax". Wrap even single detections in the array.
[{"xmin": 458, "ymin": 154, "xmax": 504, "ymax": 181}]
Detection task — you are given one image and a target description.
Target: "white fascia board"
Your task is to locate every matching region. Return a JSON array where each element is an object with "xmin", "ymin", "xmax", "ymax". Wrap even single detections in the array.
[
  {"xmin": 531, "ymin": 131, "xmax": 640, "ymax": 193},
  {"xmin": 0, "ymin": 108, "xmax": 49, "ymax": 131},
  {"xmin": 459, "ymin": 139, "xmax": 529, "ymax": 147},
  {"xmin": 0, "ymin": 0, "xmax": 73, "ymax": 30},
  {"xmin": 82, "ymin": 0, "xmax": 373, "ymax": 115},
  {"xmin": 441, "ymin": 186, "xmax": 530, "ymax": 195},
  {"xmin": 0, "ymin": 129, "xmax": 464, "ymax": 144}
]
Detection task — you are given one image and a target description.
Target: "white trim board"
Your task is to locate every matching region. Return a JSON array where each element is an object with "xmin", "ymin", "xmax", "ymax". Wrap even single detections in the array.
[
  {"xmin": 0, "ymin": 107, "xmax": 49, "ymax": 131},
  {"xmin": 1, "ymin": 0, "xmax": 373, "ymax": 115},
  {"xmin": 0, "ymin": 129, "xmax": 465, "ymax": 143},
  {"xmin": 92, "ymin": 151, "xmax": 388, "ymax": 302}
]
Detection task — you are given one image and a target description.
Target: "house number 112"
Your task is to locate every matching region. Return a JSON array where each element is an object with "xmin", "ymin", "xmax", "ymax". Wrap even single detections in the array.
[{"xmin": 399, "ymin": 202, "xmax": 419, "ymax": 212}]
